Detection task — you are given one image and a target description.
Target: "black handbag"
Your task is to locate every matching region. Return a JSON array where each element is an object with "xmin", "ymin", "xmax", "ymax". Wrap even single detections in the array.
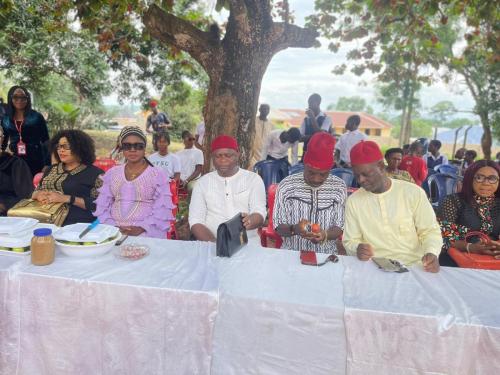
[{"xmin": 216, "ymin": 213, "xmax": 248, "ymax": 257}]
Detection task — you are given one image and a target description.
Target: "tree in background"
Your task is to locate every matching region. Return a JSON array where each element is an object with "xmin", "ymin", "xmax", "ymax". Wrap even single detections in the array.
[
  {"xmin": 310, "ymin": 0, "xmax": 450, "ymax": 146},
  {"xmin": 327, "ymin": 95, "xmax": 374, "ymax": 113},
  {"xmin": 311, "ymin": 0, "xmax": 498, "ymax": 157},
  {"xmin": 439, "ymin": 1, "xmax": 499, "ymax": 159},
  {"xmin": 0, "ymin": 1, "xmax": 111, "ymax": 103}
]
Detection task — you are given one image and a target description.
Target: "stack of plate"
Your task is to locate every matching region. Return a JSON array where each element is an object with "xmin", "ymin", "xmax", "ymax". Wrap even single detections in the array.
[{"xmin": 0, "ymin": 218, "xmax": 57, "ymax": 255}]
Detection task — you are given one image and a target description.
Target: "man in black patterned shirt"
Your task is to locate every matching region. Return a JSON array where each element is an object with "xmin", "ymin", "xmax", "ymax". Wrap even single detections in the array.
[{"xmin": 273, "ymin": 132, "xmax": 347, "ymax": 254}]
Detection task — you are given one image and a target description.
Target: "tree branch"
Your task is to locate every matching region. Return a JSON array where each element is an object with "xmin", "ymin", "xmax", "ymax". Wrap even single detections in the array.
[
  {"xmin": 270, "ymin": 23, "xmax": 319, "ymax": 53},
  {"xmin": 143, "ymin": 4, "xmax": 219, "ymax": 73}
]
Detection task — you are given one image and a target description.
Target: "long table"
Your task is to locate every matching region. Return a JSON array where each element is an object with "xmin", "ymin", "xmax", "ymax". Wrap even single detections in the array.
[{"xmin": 1, "ymin": 239, "xmax": 499, "ymax": 374}]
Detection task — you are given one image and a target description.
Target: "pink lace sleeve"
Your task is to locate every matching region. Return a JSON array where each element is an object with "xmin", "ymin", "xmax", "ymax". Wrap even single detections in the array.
[
  {"xmin": 142, "ymin": 169, "xmax": 175, "ymax": 238},
  {"xmin": 94, "ymin": 167, "xmax": 117, "ymax": 226}
]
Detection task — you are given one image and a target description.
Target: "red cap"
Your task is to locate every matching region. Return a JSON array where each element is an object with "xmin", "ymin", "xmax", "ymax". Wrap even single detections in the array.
[
  {"xmin": 303, "ymin": 132, "xmax": 336, "ymax": 170},
  {"xmin": 150, "ymin": 100, "xmax": 158, "ymax": 108},
  {"xmin": 350, "ymin": 141, "xmax": 383, "ymax": 166},
  {"xmin": 211, "ymin": 135, "xmax": 239, "ymax": 152}
]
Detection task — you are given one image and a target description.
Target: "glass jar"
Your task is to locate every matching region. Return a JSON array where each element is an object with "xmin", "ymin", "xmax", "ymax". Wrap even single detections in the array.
[{"xmin": 31, "ymin": 228, "xmax": 55, "ymax": 266}]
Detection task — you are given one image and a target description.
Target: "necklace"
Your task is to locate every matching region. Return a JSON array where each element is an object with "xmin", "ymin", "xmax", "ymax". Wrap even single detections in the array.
[{"xmin": 126, "ymin": 160, "xmax": 146, "ymax": 180}]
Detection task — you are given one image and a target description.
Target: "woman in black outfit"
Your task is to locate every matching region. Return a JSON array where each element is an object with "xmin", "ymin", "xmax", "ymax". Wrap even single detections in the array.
[
  {"xmin": 0, "ymin": 126, "xmax": 33, "ymax": 215},
  {"xmin": 1, "ymin": 86, "xmax": 50, "ymax": 175},
  {"xmin": 438, "ymin": 160, "xmax": 500, "ymax": 266},
  {"xmin": 32, "ymin": 130, "xmax": 104, "ymax": 225}
]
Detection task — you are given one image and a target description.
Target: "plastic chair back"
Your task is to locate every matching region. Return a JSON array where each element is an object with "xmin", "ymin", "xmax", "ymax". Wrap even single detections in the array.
[
  {"xmin": 330, "ymin": 168, "xmax": 354, "ymax": 187},
  {"xmin": 259, "ymin": 183, "xmax": 283, "ymax": 248},
  {"xmin": 253, "ymin": 160, "xmax": 289, "ymax": 191},
  {"xmin": 33, "ymin": 172, "xmax": 43, "ymax": 188},
  {"xmin": 93, "ymin": 158, "xmax": 117, "ymax": 172},
  {"xmin": 289, "ymin": 163, "xmax": 305, "ymax": 175},
  {"xmin": 427, "ymin": 173, "xmax": 458, "ymax": 206},
  {"xmin": 435, "ymin": 164, "xmax": 459, "ymax": 176}
]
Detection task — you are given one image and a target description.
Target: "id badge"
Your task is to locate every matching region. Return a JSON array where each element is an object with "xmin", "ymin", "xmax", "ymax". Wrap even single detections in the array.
[{"xmin": 17, "ymin": 141, "xmax": 27, "ymax": 156}]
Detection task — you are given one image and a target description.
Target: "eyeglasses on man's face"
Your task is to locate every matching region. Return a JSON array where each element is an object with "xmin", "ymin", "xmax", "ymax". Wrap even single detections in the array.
[
  {"xmin": 122, "ymin": 142, "xmax": 146, "ymax": 151},
  {"xmin": 12, "ymin": 96, "xmax": 28, "ymax": 102},
  {"xmin": 474, "ymin": 174, "xmax": 499, "ymax": 184}
]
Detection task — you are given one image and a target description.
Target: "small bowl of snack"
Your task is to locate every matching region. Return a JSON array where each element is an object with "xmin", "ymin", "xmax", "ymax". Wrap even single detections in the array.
[{"xmin": 115, "ymin": 244, "xmax": 150, "ymax": 261}]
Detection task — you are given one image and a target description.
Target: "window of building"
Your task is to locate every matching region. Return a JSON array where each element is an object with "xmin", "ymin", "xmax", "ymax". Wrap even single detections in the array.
[
  {"xmin": 364, "ymin": 129, "xmax": 370, "ymax": 135},
  {"xmin": 375, "ymin": 129, "xmax": 382, "ymax": 136}
]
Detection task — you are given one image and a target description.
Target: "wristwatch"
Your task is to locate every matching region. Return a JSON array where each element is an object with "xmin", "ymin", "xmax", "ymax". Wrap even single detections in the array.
[{"xmin": 289, "ymin": 224, "xmax": 296, "ymax": 236}]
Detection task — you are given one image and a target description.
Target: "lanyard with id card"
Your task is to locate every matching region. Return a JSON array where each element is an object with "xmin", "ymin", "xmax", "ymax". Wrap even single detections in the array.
[{"xmin": 15, "ymin": 119, "xmax": 26, "ymax": 156}]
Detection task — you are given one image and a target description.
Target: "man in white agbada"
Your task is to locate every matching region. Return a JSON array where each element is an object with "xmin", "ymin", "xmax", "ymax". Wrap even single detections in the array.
[{"xmin": 189, "ymin": 135, "xmax": 266, "ymax": 242}]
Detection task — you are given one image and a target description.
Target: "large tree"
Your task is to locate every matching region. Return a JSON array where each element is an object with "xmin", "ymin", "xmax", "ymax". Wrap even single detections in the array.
[
  {"xmin": 141, "ymin": 1, "xmax": 318, "ymax": 166},
  {"xmin": 60, "ymin": 0, "xmax": 318, "ymax": 167},
  {"xmin": 0, "ymin": 0, "xmax": 111, "ymax": 104}
]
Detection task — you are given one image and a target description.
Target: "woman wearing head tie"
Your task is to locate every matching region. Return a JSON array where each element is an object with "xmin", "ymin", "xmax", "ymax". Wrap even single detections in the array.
[{"xmin": 94, "ymin": 126, "xmax": 175, "ymax": 238}]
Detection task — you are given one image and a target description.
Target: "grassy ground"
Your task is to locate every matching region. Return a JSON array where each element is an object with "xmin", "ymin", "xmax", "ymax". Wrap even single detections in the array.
[{"xmin": 86, "ymin": 130, "xmax": 184, "ymax": 158}]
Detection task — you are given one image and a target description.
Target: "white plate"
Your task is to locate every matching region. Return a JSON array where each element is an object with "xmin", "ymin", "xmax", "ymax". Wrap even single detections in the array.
[
  {"xmin": 54, "ymin": 223, "xmax": 120, "ymax": 244},
  {"xmin": 0, "ymin": 217, "xmax": 39, "ymax": 236},
  {"xmin": 0, "ymin": 224, "xmax": 59, "ymax": 256}
]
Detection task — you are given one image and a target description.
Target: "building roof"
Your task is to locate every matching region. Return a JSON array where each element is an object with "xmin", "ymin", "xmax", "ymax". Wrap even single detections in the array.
[{"xmin": 270, "ymin": 109, "xmax": 393, "ymax": 130}]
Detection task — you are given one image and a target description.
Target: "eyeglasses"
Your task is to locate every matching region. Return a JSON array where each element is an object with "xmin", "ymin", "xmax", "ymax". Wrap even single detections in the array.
[
  {"xmin": 56, "ymin": 144, "xmax": 71, "ymax": 151},
  {"xmin": 12, "ymin": 96, "xmax": 28, "ymax": 101},
  {"xmin": 122, "ymin": 142, "xmax": 146, "ymax": 151},
  {"xmin": 474, "ymin": 174, "xmax": 499, "ymax": 184}
]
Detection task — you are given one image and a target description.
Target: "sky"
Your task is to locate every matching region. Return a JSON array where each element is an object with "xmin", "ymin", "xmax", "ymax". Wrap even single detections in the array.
[
  {"xmin": 257, "ymin": 0, "xmax": 476, "ymax": 115},
  {"xmin": 106, "ymin": 0, "xmax": 477, "ymax": 118}
]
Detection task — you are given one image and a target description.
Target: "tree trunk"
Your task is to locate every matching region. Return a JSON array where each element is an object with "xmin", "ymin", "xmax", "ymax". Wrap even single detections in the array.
[
  {"xmin": 479, "ymin": 112, "xmax": 492, "ymax": 159},
  {"xmin": 202, "ymin": 32, "xmax": 274, "ymax": 169}
]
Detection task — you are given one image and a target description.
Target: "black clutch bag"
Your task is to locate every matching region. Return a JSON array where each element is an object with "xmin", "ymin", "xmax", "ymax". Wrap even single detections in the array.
[{"xmin": 216, "ymin": 213, "xmax": 248, "ymax": 257}]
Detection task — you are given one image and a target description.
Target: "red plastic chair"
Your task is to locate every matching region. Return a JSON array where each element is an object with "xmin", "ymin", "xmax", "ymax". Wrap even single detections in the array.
[
  {"xmin": 260, "ymin": 184, "xmax": 283, "ymax": 248},
  {"xmin": 33, "ymin": 172, "xmax": 43, "ymax": 188},
  {"xmin": 167, "ymin": 180, "xmax": 179, "ymax": 239},
  {"xmin": 93, "ymin": 158, "xmax": 117, "ymax": 172}
]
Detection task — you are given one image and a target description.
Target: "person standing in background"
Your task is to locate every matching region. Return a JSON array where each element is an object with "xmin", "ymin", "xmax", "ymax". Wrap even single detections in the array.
[
  {"xmin": 1, "ymin": 86, "xmax": 50, "ymax": 176},
  {"xmin": 145, "ymin": 100, "xmax": 171, "ymax": 151},
  {"xmin": 176, "ymin": 130, "xmax": 204, "ymax": 192},
  {"xmin": 299, "ymin": 94, "xmax": 332, "ymax": 157},
  {"xmin": 423, "ymin": 140, "xmax": 448, "ymax": 170},
  {"xmin": 335, "ymin": 114, "xmax": 367, "ymax": 168},
  {"xmin": 250, "ymin": 103, "xmax": 273, "ymax": 168},
  {"xmin": 148, "ymin": 130, "xmax": 181, "ymax": 182}
]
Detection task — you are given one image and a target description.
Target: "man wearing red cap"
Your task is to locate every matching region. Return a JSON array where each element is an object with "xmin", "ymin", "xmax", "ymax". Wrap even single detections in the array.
[
  {"xmin": 189, "ymin": 135, "xmax": 266, "ymax": 242},
  {"xmin": 343, "ymin": 140, "xmax": 441, "ymax": 271},
  {"xmin": 273, "ymin": 132, "xmax": 347, "ymax": 254},
  {"xmin": 145, "ymin": 100, "xmax": 171, "ymax": 151}
]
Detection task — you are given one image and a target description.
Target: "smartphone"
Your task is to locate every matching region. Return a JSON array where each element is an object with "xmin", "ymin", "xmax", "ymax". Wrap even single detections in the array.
[{"xmin": 300, "ymin": 250, "xmax": 317, "ymax": 266}]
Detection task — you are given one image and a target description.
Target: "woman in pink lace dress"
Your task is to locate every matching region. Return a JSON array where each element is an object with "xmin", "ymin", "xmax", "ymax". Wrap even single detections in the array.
[{"xmin": 95, "ymin": 127, "xmax": 174, "ymax": 238}]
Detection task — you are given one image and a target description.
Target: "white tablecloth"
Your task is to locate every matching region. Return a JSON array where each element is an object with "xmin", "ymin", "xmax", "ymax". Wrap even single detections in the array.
[
  {"xmin": 0, "ymin": 240, "xmax": 218, "ymax": 375},
  {"xmin": 1, "ymin": 239, "xmax": 500, "ymax": 374}
]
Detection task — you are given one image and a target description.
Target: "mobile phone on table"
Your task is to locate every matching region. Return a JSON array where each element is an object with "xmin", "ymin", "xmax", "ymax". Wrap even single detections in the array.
[{"xmin": 300, "ymin": 250, "xmax": 317, "ymax": 266}]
